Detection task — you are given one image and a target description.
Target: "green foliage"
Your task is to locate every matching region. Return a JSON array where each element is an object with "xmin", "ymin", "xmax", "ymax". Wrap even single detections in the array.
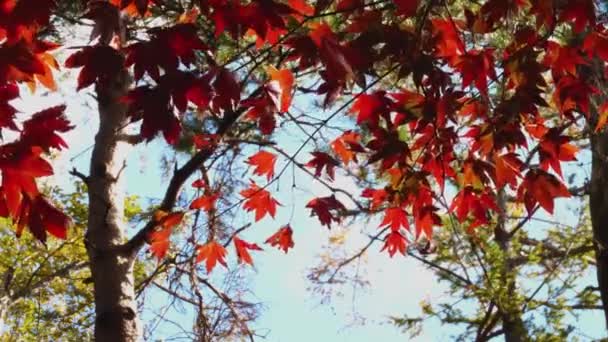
[
  {"xmin": 390, "ymin": 203, "xmax": 598, "ymax": 340},
  {"xmin": 0, "ymin": 182, "xmax": 147, "ymax": 340}
]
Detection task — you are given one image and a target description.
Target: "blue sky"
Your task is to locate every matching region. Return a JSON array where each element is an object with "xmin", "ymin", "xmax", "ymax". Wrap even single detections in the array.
[{"xmin": 17, "ymin": 69, "xmax": 451, "ymax": 340}]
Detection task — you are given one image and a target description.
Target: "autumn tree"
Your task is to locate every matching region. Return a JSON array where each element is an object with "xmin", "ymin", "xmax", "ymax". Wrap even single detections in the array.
[{"xmin": 3, "ymin": 0, "xmax": 608, "ymax": 340}]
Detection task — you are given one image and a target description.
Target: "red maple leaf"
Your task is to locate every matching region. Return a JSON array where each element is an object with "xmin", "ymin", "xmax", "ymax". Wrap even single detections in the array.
[
  {"xmin": 65, "ymin": 46, "xmax": 124, "ymax": 91},
  {"xmin": 211, "ymin": 0, "xmax": 293, "ymax": 42},
  {"xmin": 8, "ymin": 195, "xmax": 71, "ymax": 243},
  {"xmin": 558, "ymin": 0, "xmax": 595, "ymax": 33},
  {"xmin": 450, "ymin": 48, "xmax": 496, "ymax": 96},
  {"xmin": 265, "ymin": 225, "xmax": 294, "ymax": 253},
  {"xmin": 538, "ymin": 128, "xmax": 578, "ymax": 177},
  {"xmin": 517, "ymin": 169, "xmax": 571, "ymax": 214},
  {"xmin": 247, "ymin": 150, "xmax": 277, "ymax": 181},
  {"xmin": 379, "ymin": 207, "xmax": 409, "ymax": 232},
  {"xmin": 192, "ymin": 133, "xmax": 219, "ymax": 150},
  {"xmin": 542, "ymin": 41, "xmax": 587, "ymax": 78},
  {"xmin": 190, "ymin": 192, "xmax": 220, "ymax": 212},
  {"xmin": 84, "ymin": 1, "xmax": 122, "ymax": 45},
  {"xmin": 0, "ymin": 0, "xmax": 55, "ymax": 44},
  {"xmin": 126, "ymin": 24, "xmax": 207, "ymax": 82},
  {"xmin": 393, "ymin": 0, "xmax": 419, "ymax": 17},
  {"xmin": 595, "ymin": 102, "xmax": 608, "ymax": 132},
  {"xmin": 361, "ymin": 188, "xmax": 389, "ymax": 210},
  {"xmin": 413, "ymin": 205, "xmax": 440, "ymax": 240},
  {"xmin": 0, "ymin": 145, "xmax": 52, "ymax": 218},
  {"xmin": 0, "ymin": 83, "xmax": 19, "ymax": 130},
  {"xmin": 381, "ymin": 231, "xmax": 407, "ymax": 257},
  {"xmin": 123, "ymin": 76, "xmax": 194, "ymax": 144},
  {"xmin": 196, "ymin": 241, "xmax": 228, "ymax": 273},
  {"xmin": 350, "ymin": 92, "xmax": 390, "ymax": 127},
  {"xmin": 0, "ymin": 41, "xmax": 55, "ymax": 86},
  {"xmin": 191, "ymin": 179, "xmax": 207, "ymax": 189},
  {"xmin": 210, "ymin": 67, "xmax": 241, "ymax": 113},
  {"xmin": 240, "ymin": 182, "xmax": 281, "ymax": 221},
  {"xmin": 449, "ymin": 187, "xmax": 499, "ymax": 230},
  {"xmin": 234, "ymin": 236, "xmax": 263, "ymax": 265},
  {"xmin": 431, "ymin": 19, "xmax": 466, "ymax": 59},
  {"xmin": 244, "ymin": 97, "xmax": 278, "ymax": 135},
  {"xmin": 289, "ymin": 0, "xmax": 314, "ymax": 17},
  {"xmin": 366, "ymin": 128, "xmax": 410, "ymax": 170},
  {"xmin": 552, "ymin": 75, "xmax": 597, "ymax": 116},
  {"xmin": 305, "ymin": 195, "xmax": 346, "ymax": 228},
  {"xmin": 21, "ymin": 105, "xmax": 73, "ymax": 152},
  {"xmin": 306, "ymin": 151, "xmax": 338, "ymax": 180},
  {"xmin": 583, "ymin": 30, "xmax": 608, "ymax": 62}
]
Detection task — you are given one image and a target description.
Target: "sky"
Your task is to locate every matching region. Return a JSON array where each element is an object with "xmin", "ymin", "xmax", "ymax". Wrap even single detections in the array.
[
  {"xmin": 14, "ymin": 62, "xmax": 454, "ymax": 341},
  {"xmin": 9, "ymin": 22, "xmax": 608, "ymax": 342}
]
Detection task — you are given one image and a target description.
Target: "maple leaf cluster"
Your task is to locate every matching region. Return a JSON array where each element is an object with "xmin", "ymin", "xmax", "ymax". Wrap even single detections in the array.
[
  {"xmin": 7, "ymin": 0, "xmax": 606, "ymax": 269},
  {"xmin": 222, "ymin": 0, "xmax": 600, "ymax": 259},
  {"xmin": 137, "ymin": 0, "xmax": 603, "ymax": 264},
  {"xmin": 0, "ymin": 0, "xmax": 73, "ymax": 242}
]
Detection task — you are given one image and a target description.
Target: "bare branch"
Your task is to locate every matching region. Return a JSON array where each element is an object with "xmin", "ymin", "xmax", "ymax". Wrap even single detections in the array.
[
  {"xmin": 117, "ymin": 133, "xmax": 144, "ymax": 145},
  {"xmin": 69, "ymin": 167, "xmax": 90, "ymax": 185}
]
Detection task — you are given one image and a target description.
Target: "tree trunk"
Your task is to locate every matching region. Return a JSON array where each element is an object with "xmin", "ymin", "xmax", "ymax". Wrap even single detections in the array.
[
  {"xmin": 502, "ymin": 316, "xmax": 527, "ymax": 342},
  {"xmin": 495, "ymin": 191, "xmax": 529, "ymax": 342},
  {"xmin": 85, "ymin": 68, "xmax": 139, "ymax": 341},
  {"xmin": 589, "ymin": 129, "xmax": 608, "ymax": 330}
]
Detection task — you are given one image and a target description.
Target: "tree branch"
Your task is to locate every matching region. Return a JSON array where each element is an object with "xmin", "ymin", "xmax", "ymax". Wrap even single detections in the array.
[
  {"xmin": 117, "ymin": 133, "xmax": 144, "ymax": 145},
  {"xmin": 195, "ymin": 274, "xmax": 255, "ymax": 342},
  {"xmin": 124, "ymin": 108, "xmax": 245, "ymax": 255},
  {"xmin": 69, "ymin": 167, "xmax": 90, "ymax": 185}
]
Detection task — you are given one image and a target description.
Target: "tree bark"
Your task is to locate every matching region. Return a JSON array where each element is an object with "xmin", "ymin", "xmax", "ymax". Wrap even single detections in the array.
[
  {"xmin": 495, "ymin": 191, "xmax": 529, "ymax": 342},
  {"xmin": 587, "ymin": 54, "xmax": 608, "ymax": 331},
  {"xmin": 86, "ymin": 68, "xmax": 139, "ymax": 341},
  {"xmin": 589, "ymin": 129, "xmax": 608, "ymax": 330}
]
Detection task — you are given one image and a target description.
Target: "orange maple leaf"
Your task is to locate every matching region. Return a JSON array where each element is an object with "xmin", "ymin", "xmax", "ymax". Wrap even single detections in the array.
[
  {"xmin": 240, "ymin": 182, "xmax": 281, "ymax": 221},
  {"xmin": 196, "ymin": 241, "xmax": 228, "ymax": 273},
  {"xmin": 330, "ymin": 131, "xmax": 361, "ymax": 165},
  {"xmin": 149, "ymin": 225, "xmax": 172, "ymax": 260},
  {"xmin": 148, "ymin": 211, "xmax": 184, "ymax": 260},
  {"xmin": 246, "ymin": 150, "xmax": 277, "ymax": 181},
  {"xmin": 267, "ymin": 66, "xmax": 294, "ymax": 112},
  {"xmin": 596, "ymin": 102, "xmax": 608, "ymax": 132},
  {"xmin": 190, "ymin": 192, "xmax": 219, "ymax": 212},
  {"xmin": 493, "ymin": 152, "xmax": 523, "ymax": 188}
]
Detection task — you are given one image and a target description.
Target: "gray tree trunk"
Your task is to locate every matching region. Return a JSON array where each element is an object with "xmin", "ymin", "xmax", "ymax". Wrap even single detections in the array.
[{"xmin": 85, "ymin": 68, "xmax": 139, "ymax": 341}]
